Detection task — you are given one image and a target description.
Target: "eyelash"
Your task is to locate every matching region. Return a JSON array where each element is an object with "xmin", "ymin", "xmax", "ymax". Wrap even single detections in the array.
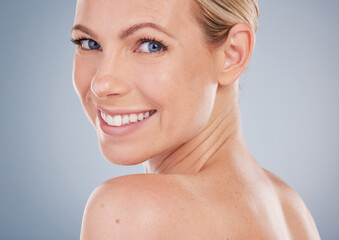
[{"xmin": 70, "ymin": 36, "xmax": 168, "ymax": 54}]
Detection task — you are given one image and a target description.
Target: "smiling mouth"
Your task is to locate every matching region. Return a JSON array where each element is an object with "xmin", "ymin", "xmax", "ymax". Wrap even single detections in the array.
[{"xmin": 99, "ymin": 109, "xmax": 157, "ymax": 127}]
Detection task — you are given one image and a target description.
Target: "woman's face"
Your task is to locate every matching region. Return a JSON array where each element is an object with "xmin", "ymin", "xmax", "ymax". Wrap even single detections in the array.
[{"xmin": 72, "ymin": 0, "xmax": 220, "ymax": 165}]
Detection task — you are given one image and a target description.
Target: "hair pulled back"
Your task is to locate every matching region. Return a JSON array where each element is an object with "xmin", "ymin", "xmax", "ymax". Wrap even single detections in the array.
[{"xmin": 191, "ymin": 0, "xmax": 259, "ymax": 48}]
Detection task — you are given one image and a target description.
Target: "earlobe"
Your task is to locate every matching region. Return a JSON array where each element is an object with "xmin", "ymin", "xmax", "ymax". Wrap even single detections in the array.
[{"xmin": 218, "ymin": 23, "xmax": 255, "ymax": 86}]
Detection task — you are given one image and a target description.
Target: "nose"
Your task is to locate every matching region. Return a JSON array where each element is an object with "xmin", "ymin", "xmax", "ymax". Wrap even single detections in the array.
[{"xmin": 91, "ymin": 55, "xmax": 132, "ymax": 99}]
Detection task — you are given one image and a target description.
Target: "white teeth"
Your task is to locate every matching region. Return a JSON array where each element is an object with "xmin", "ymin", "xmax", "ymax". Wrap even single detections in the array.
[
  {"xmin": 106, "ymin": 114, "xmax": 114, "ymax": 125},
  {"xmin": 113, "ymin": 115, "xmax": 122, "ymax": 126},
  {"xmin": 101, "ymin": 111, "xmax": 107, "ymax": 121},
  {"xmin": 129, "ymin": 114, "xmax": 138, "ymax": 123},
  {"xmin": 122, "ymin": 115, "xmax": 129, "ymax": 125},
  {"xmin": 101, "ymin": 110, "xmax": 155, "ymax": 126},
  {"xmin": 137, "ymin": 113, "xmax": 144, "ymax": 121}
]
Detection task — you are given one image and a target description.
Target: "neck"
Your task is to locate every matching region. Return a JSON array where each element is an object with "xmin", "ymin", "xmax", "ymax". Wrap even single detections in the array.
[{"xmin": 143, "ymin": 83, "xmax": 252, "ymax": 175}]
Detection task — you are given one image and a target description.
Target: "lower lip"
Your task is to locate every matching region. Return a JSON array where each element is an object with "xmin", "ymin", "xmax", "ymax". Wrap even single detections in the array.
[{"xmin": 97, "ymin": 110, "xmax": 155, "ymax": 137}]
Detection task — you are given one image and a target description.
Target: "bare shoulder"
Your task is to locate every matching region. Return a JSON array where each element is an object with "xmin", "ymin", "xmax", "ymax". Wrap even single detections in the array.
[
  {"xmin": 80, "ymin": 174, "xmax": 197, "ymax": 240},
  {"xmin": 263, "ymin": 169, "xmax": 321, "ymax": 240}
]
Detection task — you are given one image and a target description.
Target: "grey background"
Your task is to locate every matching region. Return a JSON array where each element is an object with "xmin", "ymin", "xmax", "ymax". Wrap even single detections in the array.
[{"xmin": 0, "ymin": 0, "xmax": 337, "ymax": 239}]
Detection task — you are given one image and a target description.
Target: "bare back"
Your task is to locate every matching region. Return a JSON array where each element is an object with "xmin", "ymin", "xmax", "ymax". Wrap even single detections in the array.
[{"xmin": 167, "ymin": 169, "xmax": 321, "ymax": 239}]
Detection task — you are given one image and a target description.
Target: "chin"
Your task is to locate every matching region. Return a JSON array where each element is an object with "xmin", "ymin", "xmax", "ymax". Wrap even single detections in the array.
[{"xmin": 97, "ymin": 140, "xmax": 150, "ymax": 166}]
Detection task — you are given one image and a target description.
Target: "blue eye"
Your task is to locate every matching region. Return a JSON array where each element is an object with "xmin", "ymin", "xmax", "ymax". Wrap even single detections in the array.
[
  {"xmin": 85, "ymin": 39, "xmax": 101, "ymax": 50},
  {"xmin": 136, "ymin": 37, "xmax": 168, "ymax": 54},
  {"xmin": 71, "ymin": 38, "xmax": 102, "ymax": 50},
  {"xmin": 138, "ymin": 41, "xmax": 163, "ymax": 53}
]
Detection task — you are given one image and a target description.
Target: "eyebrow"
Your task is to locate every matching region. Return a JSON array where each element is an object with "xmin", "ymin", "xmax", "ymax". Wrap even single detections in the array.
[{"xmin": 71, "ymin": 22, "xmax": 174, "ymax": 40}]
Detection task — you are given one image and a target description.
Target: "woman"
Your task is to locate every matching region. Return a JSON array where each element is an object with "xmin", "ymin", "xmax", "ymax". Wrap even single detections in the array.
[{"xmin": 71, "ymin": 0, "xmax": 321, "ymax": 239}]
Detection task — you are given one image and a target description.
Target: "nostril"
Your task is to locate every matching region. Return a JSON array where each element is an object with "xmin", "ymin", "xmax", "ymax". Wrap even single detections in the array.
[{"xmin": 91, "ymin": 75, "xmax": 132, "ymax": 98}]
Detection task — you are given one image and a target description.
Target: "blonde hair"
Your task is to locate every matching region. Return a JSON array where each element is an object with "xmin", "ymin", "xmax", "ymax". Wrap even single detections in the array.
[{"xmin": 191, "ymin": 0, "xmax": 259, "ymax": 48}]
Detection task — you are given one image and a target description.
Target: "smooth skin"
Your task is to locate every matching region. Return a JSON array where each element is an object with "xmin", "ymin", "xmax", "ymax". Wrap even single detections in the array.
[{"xmin": 71, "ymin": 0, "xmax": 321, "ymax": 239}]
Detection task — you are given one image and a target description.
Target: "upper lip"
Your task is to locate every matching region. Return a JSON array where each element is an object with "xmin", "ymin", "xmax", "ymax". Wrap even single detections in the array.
[{"xmin": 96, "ymin": 105, "xmax": 154, "ymax": 116}]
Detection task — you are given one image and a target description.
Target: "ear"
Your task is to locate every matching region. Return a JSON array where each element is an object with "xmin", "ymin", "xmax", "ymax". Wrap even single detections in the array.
[{"xmin": 216, "ymin": 23, "xmax": 255, "ymax": 86}]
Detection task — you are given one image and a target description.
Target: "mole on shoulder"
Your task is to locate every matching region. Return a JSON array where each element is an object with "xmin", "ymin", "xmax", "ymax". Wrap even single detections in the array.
[{"xmin": 115, "ymin": 219, "xmax": 120, "ymax": 224}]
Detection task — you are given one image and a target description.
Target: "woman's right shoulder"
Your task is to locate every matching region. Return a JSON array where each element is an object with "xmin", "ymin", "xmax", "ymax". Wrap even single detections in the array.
[
  {"xmin": 80, "ymin": 174, "xmax": 191, "ymax": 240},
  {"xmin": 263, "ymin": 169, "xmax": 321, "ymax": 240}
]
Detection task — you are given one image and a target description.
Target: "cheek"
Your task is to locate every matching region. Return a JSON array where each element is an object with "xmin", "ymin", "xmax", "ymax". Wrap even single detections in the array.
[
  {"xmin": 134, "ymin": 53, "xmax": 217, "ymax": 139},
  {"xmin": 72, "ymin": 53, "xmax": 102, "ymax": 127},
  {"xmin": 133, "ymin": 55, "xmax": 212, "ymax": 105},
  {"xmin": 72, "ymin": 53, "xmax": 97, "ymax": 100}
]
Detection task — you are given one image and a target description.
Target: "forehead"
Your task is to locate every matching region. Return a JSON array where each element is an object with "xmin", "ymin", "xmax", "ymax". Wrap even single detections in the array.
[{"xmin": 74, "ymin": 0, "xmax": 196, "ymax": 37}]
